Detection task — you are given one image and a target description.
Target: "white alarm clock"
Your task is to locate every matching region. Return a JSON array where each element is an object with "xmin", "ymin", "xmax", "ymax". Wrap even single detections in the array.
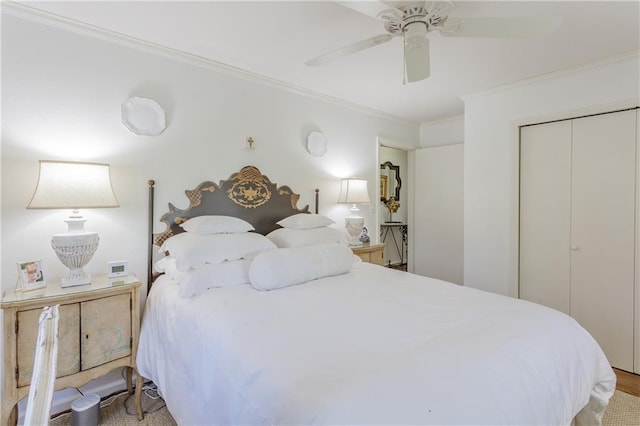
[{"xmin": 107, "ymin": 260, "xmax": 128, "ymax": 278}]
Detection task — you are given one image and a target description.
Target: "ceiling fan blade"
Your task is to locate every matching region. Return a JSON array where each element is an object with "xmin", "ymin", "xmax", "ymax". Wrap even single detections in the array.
[
  {"xmin": 440, "ymin": 16, "xmax": 562, "ymax": 38},
  {"xmin": 404, "ymin": 24, "xmax": 430, "ymax": 83},
  {"xmin": 425, "ymin": 0, "xmax": 455, "ymax": 18},
  {"xmin": 305, "ymin": 34, "xmax": 394, "ymax": 67}
]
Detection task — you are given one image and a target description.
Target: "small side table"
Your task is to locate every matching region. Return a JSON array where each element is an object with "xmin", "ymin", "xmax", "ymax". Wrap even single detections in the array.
[
  {"xmin": 380, "ymin": 222, "xmax": 408, "ymax": 268},
  {"xmin": 351, "ymin": 243, "xmax": 385, "ymax": 266},
  {"xmin": 1, "ymin": 275, "xmax": 141, "ymax": 425}
]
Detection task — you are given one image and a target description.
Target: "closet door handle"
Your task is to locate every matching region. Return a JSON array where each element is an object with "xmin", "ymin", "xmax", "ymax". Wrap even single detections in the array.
[{"xmin": 570, "ymin": 246, "xmax": 580, "ymax": 251}]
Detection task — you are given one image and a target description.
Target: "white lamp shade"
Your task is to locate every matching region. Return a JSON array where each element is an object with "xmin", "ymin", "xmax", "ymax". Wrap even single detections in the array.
[
  {"xmin": 337, "ymin": 178, "xmax": 370, "ymax": 205},
  {"xmin": 27, "ymin": 160, "xmax": 119, "ymax": 209}
]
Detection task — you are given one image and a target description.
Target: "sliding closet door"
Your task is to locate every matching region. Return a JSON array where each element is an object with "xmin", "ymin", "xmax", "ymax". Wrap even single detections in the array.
[
  {"xmin": 570, "ymin": 110, "xmax": 636, "ymax": 372},
  {"xmin": 519, "ymin": 121, "xmax": 572, "ymax": 314}
]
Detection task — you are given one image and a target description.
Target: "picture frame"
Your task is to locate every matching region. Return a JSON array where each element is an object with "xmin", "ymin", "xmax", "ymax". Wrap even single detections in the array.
[
  {"xmin": 17, "ymin": 259, "xmax": 46, "ymax": 292},
  {"xmin": 380, "ymin": 175, "xmax": 388, "ymax": 201}
]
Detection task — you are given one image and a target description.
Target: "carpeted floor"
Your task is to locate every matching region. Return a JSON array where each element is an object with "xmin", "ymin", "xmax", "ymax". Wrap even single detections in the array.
[
  {"xmin": 603, "ymin": 390, "xmax": 640, "ymax": 425},
  {"xmin": 51, "ymin": 389, "xmax": 639, "ymax": 425}
]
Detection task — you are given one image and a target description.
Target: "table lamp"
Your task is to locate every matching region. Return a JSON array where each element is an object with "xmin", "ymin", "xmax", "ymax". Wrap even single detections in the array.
[
  {"xmin": 27, "ymin": 160, "xmax": 119, "ymax": 287},
  {"xmin": 337, "ymin": 178, "xmax": 370, "ymax": 245}
]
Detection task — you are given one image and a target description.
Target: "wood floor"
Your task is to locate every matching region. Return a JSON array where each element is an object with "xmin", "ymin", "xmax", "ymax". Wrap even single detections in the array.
[{"xmin": 614, "ymin": 368, "xmax": 640, "ymax": 397}]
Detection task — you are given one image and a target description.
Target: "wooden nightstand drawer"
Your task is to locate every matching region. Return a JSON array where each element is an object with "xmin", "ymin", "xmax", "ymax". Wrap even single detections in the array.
[{"xmin": 351, "ymin": 243, "xmax": 385, "ymax": 266}]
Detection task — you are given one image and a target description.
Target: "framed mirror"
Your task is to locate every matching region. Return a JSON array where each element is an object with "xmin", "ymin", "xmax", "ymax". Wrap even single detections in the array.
[{"xmin": 380, "ymin": 161, "xmax": 401, "ymax": 202}]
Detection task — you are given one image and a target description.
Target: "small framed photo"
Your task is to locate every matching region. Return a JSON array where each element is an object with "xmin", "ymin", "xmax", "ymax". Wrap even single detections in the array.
[{"xmin": 17, "ymin": 259, "xmax": 46, "ymax": 292}]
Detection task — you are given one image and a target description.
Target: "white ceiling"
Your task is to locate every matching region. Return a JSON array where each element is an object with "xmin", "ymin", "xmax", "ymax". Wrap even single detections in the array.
[{"xmin": 21, "ymin": 1, "xmax": 640, "ymax": 123}]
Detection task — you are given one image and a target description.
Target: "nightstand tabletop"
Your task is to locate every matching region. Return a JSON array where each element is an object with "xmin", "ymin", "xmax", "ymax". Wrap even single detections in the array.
[
  {"xmin": 1, "ymin": 274, "xmax": 141, "ymax": 308},
  {"xmin": 351, "ymin": 243, "xmax": 385, "ymax": 253}
]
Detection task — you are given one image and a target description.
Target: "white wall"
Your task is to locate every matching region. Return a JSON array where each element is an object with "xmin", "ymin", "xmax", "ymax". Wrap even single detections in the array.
[
  {"xmin": 0, "ymin": 13, "xmax": 419, "ymax": 405},
  {"xmin": 413, "ymin": 144, "xmax": 464, "ymax": 284},
  {"xmin": 419, "ymin": 115, "xmax": 464, "ymax": 147},
  {"xmin": 464, "ymin": 54, "xmax": 640, "ymax": 296},
  {"xmin": 412, "ymin": 116, "xmax": 464, "ymax": 283}
]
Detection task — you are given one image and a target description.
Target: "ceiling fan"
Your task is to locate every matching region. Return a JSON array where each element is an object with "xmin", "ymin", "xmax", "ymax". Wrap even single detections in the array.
[{"xmin": 305, "ymin": 1, "xmax": 562, "ymax": 83}]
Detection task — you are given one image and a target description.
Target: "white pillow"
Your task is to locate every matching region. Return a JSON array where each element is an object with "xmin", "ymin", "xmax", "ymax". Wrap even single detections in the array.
[
  {"xmin": 181, "ymin": 260, "xmax": 251, "ymax": 297},
  {"xmin": 265, "ymin": 227, "xmax": 343, "ymax": 248},
  {"xmin": 249, "ymin": 243, "xmax": 353, "ymax": 291},
  {"xmin": 276, "ymin": 213, "xmax": 335, "ymax": 230},
  {"xmin": 153, "ymin": 256, "xmax": 177, "ymax": 275},
  {"xmin": 155, "ymin": 257, "xmax": 252, "ymax": 297},
  {"xmin": 160, "ymin": 232, "xmax": 276, "ymax": 270},
  {"xmin": 180, "ymin": 215, "xmax": 254, "ymax": 234}
]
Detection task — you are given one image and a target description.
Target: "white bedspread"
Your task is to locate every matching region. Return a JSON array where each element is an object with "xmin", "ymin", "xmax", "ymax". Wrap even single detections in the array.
[{"xmin": 137, "ymin": 263, "xmax": 615, "ymax": 425}]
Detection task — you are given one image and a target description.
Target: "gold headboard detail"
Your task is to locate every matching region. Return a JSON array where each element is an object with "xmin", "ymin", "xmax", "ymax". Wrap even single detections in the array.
[
  {"xmin": 227, "ymin": 166, "xmax": 272, "ymax": 209},
  {"xmin": 185, "ymin": 184, "xmax": 217, "ymax": 208}
]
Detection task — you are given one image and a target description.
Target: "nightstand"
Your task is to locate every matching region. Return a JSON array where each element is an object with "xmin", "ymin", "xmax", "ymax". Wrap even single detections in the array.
[
  {"xmin": 1, "ymin": 275, "xmax": 141, "ymax": 425},
  {"xmin": 351, "ymin": 243, "xmax": 385, "ymax": 266}
]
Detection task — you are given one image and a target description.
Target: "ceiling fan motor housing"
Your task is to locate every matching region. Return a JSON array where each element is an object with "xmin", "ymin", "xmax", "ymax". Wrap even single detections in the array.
[{"xmin": 382, "ymin": 2, "xmax": 453, "ymax": 35}]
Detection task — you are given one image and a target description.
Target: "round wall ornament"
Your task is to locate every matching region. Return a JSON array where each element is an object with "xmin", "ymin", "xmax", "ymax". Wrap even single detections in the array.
[
  {"xmin": 121, "ymin": 97, "xmax": 166, "ymax": 136},
  {"xmin": 306, "ymin": 131, "xmax": 327, "ymax": 157}
]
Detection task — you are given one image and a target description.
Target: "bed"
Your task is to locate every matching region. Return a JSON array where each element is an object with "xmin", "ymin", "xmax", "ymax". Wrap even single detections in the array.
[{"xmin": 135, "ymin": 165, "xmax": 615, "ymax": 425}]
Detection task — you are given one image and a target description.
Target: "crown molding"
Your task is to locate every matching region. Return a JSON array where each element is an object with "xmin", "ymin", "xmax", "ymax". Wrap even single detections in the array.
[
  {"xmin": 463, "ymin": 51, "xmax": 640, "ymax": 102},
  {"xmin": 2, "ymin": 2, "xmax": 419, "ymax": 127},
  {"xmin": 421, "ymin": 113, "xmax": 464, "ymax": 126}
]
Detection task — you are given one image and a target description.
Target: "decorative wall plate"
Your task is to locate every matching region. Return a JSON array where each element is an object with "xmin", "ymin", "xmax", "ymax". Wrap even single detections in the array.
[
  {"xmin": 121, "ymin": 97, "xmax": 166, "ymax": 136},
  {"xmin": 306, "ymin": 131, "xmax": 327, "ymax": 157}
]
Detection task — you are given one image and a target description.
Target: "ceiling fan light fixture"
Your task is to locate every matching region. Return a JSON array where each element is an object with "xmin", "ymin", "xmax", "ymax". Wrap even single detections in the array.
[{"xmin": 403, "ymin": 22, "xmax": 430, "ymax": 83}]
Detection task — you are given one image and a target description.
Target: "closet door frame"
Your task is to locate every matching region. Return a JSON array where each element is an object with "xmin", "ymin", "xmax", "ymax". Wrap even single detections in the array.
[{"xmin": 510, "ymin": 100, "xmax": 640, "ymax": 373}]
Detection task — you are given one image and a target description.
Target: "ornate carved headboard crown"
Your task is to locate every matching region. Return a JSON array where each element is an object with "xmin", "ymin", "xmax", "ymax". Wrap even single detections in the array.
[{"xmin": 152, "ymin": 166, "xmax": 310, "ymax": 247}]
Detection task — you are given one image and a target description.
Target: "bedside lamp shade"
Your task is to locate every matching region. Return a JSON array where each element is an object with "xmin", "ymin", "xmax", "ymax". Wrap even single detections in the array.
[
  {"xmin": 337, "ymin": 178, "xmax": 370, "ymax": 245},
  {"xmin": 337, "ymin": 178, "xmax": 370, "ymax": 210},
  {"xmin": 27, "ymin": 160, "xmax": 119, "ymax": 287},
  {"xmin": 27, "ymin": 160, "xmax": 119, "ymax": 210}
]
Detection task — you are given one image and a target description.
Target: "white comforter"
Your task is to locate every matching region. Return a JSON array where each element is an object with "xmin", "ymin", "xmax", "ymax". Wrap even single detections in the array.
[{"xmin": 137, "ymin": 263, "xmax": 615, "ymax": 425}]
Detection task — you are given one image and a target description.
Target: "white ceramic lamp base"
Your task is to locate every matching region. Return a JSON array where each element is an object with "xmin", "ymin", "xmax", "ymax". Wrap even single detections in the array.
[
  {"xmin": 51, "ymin": 232, "xmax": 99, "ymax": 287},
  {"xmin": 345, "ymin": 216, "xmax": 364, "ymax": 246}
]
